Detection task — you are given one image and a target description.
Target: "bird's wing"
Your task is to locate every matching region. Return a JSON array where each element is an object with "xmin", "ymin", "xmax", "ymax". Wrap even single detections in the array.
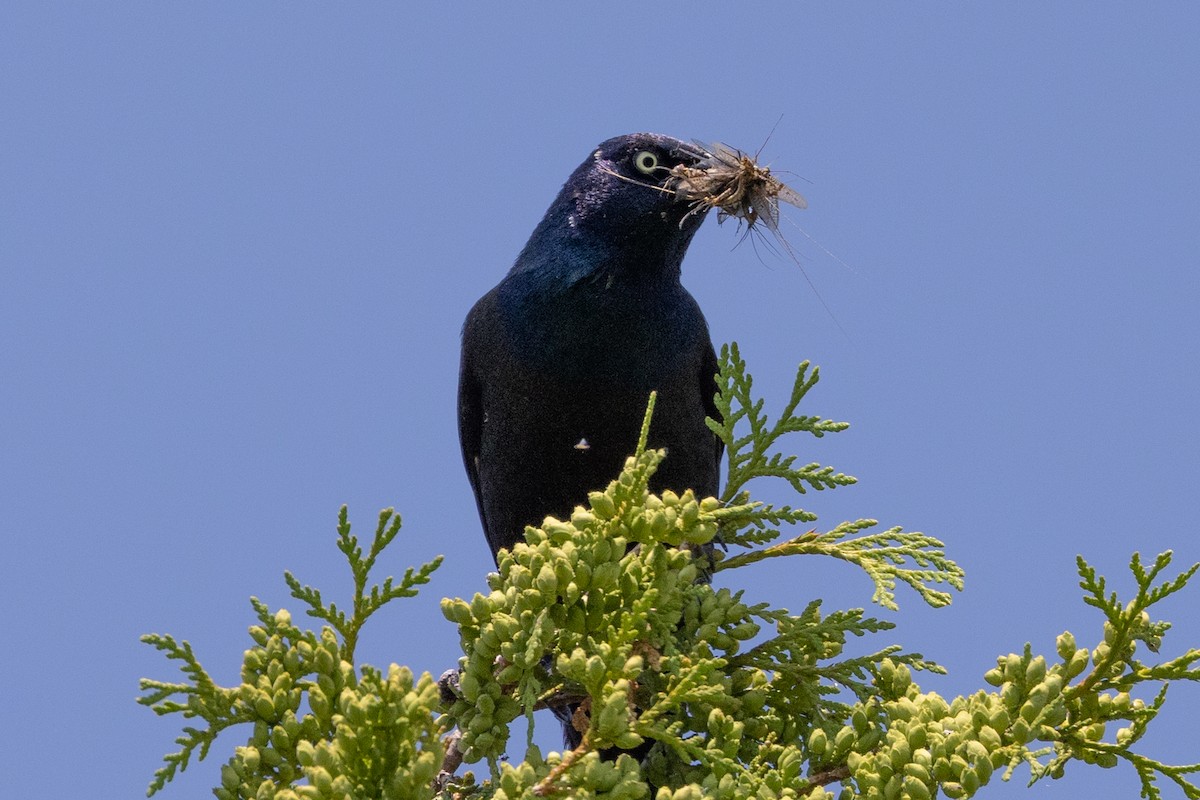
[
  {"xmin": 701, "ymin": 342, "xmax": 726, "ymax": 472},
  {"xmin": 457, "ymin": 312, "xmax": 489, "ymax": 536}
]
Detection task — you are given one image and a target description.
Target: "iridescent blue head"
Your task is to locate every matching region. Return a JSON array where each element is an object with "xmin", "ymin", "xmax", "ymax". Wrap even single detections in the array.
[{"xmin": 508, "ymin": 133, "xmax": 710, "ymax": 291}]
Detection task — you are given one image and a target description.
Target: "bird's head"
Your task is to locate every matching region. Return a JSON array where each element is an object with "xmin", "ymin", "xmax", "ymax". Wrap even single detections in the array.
[
  {"xmin": 509, "ymin": 133, "xmax": 710, "ymax": 289},
  {"xmin": 564, "ymin": 133, "xmax": 710, "ymax": 235}
]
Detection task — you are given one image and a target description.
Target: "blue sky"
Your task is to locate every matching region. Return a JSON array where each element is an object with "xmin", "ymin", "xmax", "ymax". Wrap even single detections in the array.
[{"xmin": 3, "ymin": 4, "xmax": 1198, "ymax": 798}]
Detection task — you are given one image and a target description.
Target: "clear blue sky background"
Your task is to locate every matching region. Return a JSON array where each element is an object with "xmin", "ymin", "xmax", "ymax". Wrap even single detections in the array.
[{"xmin": 3, "ymin": 4, "xmax": 1198, "ymax": 798}]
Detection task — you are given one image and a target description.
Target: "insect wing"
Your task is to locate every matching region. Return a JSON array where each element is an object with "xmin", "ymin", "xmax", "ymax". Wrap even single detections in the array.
[{"xmin": 775, "ymin": 183, "xmax": 808, "ymax": 211}]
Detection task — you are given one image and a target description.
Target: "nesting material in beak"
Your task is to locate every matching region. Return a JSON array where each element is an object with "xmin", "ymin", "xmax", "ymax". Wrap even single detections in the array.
[{"xmin": 668, "ymin": 143, "xmax": 807, "ymax": 233}]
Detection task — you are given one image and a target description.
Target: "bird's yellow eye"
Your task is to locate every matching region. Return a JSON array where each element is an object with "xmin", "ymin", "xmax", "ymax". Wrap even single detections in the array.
[{"xmin": 633, "ymin": 150, "xmax": 660, "ymax": 175}]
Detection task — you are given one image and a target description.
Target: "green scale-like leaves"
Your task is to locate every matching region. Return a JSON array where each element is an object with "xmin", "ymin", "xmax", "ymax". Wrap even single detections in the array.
[
  {"xmin": 140, "ymin": 345, "xmax": 1200, "ymax": 800},
  {"xmin": 139, "ymin": 510, "xmax": 444, "ymax": 800}
]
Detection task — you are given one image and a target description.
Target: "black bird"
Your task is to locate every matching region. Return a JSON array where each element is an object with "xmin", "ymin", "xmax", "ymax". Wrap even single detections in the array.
[{"xmin": 457, "ymin": 133, "xmax": 723, "ymax": 564}]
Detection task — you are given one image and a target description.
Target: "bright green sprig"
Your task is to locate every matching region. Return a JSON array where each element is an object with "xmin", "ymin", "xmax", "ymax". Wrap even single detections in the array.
[
  {"xmin": 138, "ymin": 634, "xmax": 251, "ymax": 793},
  {"xmin": 710, "ymin": 342, "xmax": 854, "ymax": 507},
  {"xmin": 139, "ymin": 508, "xmax": 443, "ymax": 798},
  {"xmin": 285, "ymin": 507, "xmax": 442, "ymax": 662},
  {"xmin": 731, "ymin": 601, "xmax": 945, "ymax": 701},
  {"xmin": 1045, "ymin": 551, "xmax": 1200, "ymax": 799},
  {"xmin": 719, "ymin": 521, "xmax": 964, "ymax": 611},
  {"xmin": 709, "ymin": 345, "xmax": 964, "ymax": 612},
  {"xmin": 796, "ymin": 557, "xmax": 1200, "ymax": 800}
]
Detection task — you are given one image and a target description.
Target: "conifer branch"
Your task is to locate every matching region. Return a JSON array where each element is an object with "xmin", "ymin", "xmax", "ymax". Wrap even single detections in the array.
[{"xmin": 140, "ymin": 346, "xmax": 1199, "ymax": 800}]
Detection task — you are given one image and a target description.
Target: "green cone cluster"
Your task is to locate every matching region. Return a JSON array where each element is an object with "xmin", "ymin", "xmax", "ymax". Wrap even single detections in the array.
[{"xmin": 440, "ymin": 446, "xmax": 742, "ymax": 770}]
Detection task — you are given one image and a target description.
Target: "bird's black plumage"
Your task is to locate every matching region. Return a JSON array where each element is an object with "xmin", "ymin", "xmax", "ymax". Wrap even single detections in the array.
[{"xmin": 457, "ymin": 132, "xmax": 723, "ymax": 563}]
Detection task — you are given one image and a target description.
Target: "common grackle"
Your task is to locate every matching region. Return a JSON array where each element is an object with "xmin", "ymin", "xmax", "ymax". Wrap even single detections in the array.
[{"xmin": 458, "ymin": 133, "xmax": 723, "ymax": 564}]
